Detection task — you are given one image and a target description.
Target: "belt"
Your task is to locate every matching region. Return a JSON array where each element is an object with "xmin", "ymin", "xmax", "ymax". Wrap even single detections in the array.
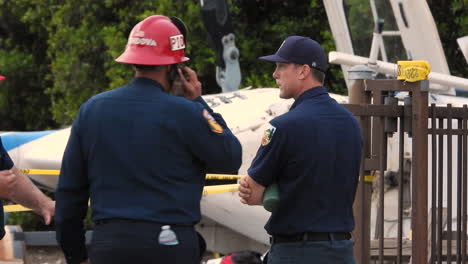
[
  {"xmin": 94, "ymin": 218, "xmax": 195, "ymax": 227},
  {"xmin": 271, "ymin": 232, "xmax": 351, "ymax": 244}
]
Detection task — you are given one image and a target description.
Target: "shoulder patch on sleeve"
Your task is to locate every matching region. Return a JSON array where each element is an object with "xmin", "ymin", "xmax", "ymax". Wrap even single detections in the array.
[
  {"xmin": 203, "ymin": 109, "xmax": 224, "ymax": 134},
  {"xmin": 261, "ymin": 124, "xmax": 276, "ymax": 146}
]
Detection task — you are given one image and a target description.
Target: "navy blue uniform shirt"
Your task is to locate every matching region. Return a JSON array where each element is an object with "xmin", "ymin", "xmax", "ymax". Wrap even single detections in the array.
[
  {"xmin": 248, "ymin": 86, "xmax": 362, "ymax": 235},
  {"xmin": 55, "ymin": 78, "xmax": 242, "ymax": 263},
  {"xmin": 0, "ymin": 137, "xmax": 14, "ymax": 240}
]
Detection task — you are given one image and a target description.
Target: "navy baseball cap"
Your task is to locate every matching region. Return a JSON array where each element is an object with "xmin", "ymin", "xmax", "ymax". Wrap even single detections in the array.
[{"xmin": 259, "ymin": 36, "xmax": 328, "ymax": 72}]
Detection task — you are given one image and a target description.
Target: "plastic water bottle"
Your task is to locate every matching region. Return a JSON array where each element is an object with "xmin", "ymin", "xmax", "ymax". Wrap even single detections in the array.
[{"xmin": 158, "ymin": 225, "xmax": 179, "ymax": 245}]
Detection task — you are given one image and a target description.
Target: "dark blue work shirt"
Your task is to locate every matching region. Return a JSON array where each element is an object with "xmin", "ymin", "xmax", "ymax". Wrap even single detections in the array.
[
  {"xmin": 55, "ymin": 78, "xmax": 242, "ymax": 263},
  {"xmin": 0, "ymin": 137, "xmax": 14, "ymax": 240},
  {"xmin": 248, "ymin": 86, "xmax": 362, "ymax": 235}
]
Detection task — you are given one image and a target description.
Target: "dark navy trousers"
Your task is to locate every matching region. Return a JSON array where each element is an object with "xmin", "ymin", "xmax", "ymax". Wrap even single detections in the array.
[
  {"xmin": 89, "ymin": 222, "xmax": 200, "ymax": 264},
  {"xmin": 268, "ymin": 240, "xmax": 356, "ymax": 264}
]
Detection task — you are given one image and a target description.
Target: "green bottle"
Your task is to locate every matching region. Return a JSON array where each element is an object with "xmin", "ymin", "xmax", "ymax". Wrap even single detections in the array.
[{"xmin": 263, "ymin": 184, "xmax": 279, "ymax": 212}]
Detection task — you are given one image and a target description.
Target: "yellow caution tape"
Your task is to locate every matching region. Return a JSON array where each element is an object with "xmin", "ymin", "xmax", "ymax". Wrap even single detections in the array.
[
  {"xmin": 202, "ymin": 184, "xmax": 239, "ymax": 196},
  {"xmin": 20, "ymin": 169, "xmax": 60, "ymax": 175},
  {"xmin": 397, "ymin": 60, "xmax": 431, "ymax": 82},
  {"xmin": 4, "ymin": 200, "xmax": 92, "ymax": 213},
  {"xmin": 359, "ymin": 175, "xmax": 376, "ymax": 182},
  {"xmin": 3, "ymin": 204, "xmax": 31, "ymax": 213},
  {"xmin": 205, "ymin": 174, "xmax": 241, "ymax": 180},
  {"xmin": 3, "ymin": 184, "xmax": 240, "ymax": 212},
  {"xmin": 21, "ymin": 169, "xmax": 242, "ymax": 180}
]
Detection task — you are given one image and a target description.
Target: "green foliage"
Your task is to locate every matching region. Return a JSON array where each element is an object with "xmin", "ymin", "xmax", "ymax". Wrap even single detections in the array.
[
  {"xmin": 344, "ymin": 0, "xmax": 373, "ymax": 58},
  {"xmin": 6, "ymin": 212, "xmax": 48, "ymax": 231},
  {"xmin": 230, "ymin": 0, "xmax": 345, "ymax": 93},
  {"xmin": 428, "ymin": 0, "xmax": 468, "ymax": 79},
  {"xmin": 0, "ymin": 0, "xmax": 57, "ymax": 130},
  {"xmin": 6, "ymin": 207, "xmax": 94, "ymax": 231},
  {"xmin": 44, "ymin": 0, "xmax": 217, "ymax": 124}
]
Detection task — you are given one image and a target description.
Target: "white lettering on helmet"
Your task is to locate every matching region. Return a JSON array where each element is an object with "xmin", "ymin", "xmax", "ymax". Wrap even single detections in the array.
[
  {"xmin": 134, "ymin": 31, "xmax": 145, "ymax": 37},
  {"xmin": 169, "ymin": 35, "xmax": 185, "ymax": 51},
  {"xmin": 129, "ymin": 37, "xmax": 157, "ymax": 46}
]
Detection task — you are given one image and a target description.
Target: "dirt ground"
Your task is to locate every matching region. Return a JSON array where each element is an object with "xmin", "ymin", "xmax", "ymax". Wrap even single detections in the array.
[{"xmin": 24, "ymin": 247, "xmax": 65, "ymax": 264}]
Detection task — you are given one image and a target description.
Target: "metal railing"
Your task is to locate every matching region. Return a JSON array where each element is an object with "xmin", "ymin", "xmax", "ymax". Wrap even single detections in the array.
[
  {"xmin": 344, "ymin": 78, "xmax": 468, "ymax": 264},
  {"xmin": 429, "ymin": 104, "xmax": 468, "ymax": 263}
]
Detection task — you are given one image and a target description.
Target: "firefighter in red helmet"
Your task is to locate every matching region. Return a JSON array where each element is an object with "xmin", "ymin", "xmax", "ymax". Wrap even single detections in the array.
[{"xmin": 55, "ymin": 15, "xmax": 242, "ymax": 264}]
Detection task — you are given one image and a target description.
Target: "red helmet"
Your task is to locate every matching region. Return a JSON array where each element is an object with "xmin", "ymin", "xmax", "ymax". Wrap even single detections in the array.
[{"xmin": 115, "ymin": 15, "xmax": 189, "ymax": 65}]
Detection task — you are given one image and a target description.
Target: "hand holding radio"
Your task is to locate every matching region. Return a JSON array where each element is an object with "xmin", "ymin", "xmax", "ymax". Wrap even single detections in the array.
[{"xmin": 177, "ymin": 66, "xmax": 202, "ymax": 100}]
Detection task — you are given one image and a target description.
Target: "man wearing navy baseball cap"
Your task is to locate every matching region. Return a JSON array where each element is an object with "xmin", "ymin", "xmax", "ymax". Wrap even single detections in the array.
[
  {"xmin": 257, "ymin": 35, "xmax": 329, "ymax": 100},
  {"xmin": 239, "ymin": 36, "xmax": 362, "ymax": 264}
]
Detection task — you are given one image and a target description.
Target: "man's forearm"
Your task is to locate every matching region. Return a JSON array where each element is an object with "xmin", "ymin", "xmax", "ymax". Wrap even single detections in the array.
[{"xmin": 10, "ymin": 166, "xmax": 52, "ymax": 210}]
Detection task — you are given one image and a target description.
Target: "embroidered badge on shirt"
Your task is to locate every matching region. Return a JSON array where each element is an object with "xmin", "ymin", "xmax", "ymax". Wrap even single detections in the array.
[
  {"xmin": 203, "ymin": 109, "xmax": 224, "ymax": 134},
  {"xmin": 261, "ymin": 124, "xmax": 276, "ymax": 146}
]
